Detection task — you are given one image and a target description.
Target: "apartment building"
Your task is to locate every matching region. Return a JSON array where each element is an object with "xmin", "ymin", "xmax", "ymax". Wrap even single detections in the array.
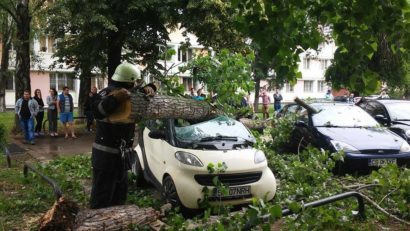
[{"xmin": 3, "ymin": 28, "xmax": 335, "ymax": 107}]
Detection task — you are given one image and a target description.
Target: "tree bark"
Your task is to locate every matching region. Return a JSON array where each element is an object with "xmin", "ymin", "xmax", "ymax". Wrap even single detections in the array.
[
  {"xmin": 107, "ymin": 31, "xmax": 123, "ymax": 84},
  {"xmin": 0, "ymin": 14, "xmax": 13, "ymax": 112},
  {"xmin": 39, "ymin": 197, "xmax": 160, "ymax": 231},
  {"xmin": 78, "ymin": 66, "xmax": 92, "ymax": 117},
  {"xmin": 108, "ymin": 93, "xmax": 220, "ymax": 123},
  {"xmin": 15, "ymin": 0, "xmax": 31, "ymax": 99},
  {"xmin": 13, "ymin": 0, "xmax": 31, "ymax": 129},
  {"xmin": 253, "ymin": 78, "xmax": 261, "ymax": 113},
  {"xmin": 74, "ymin": 205, "xmax": 159, "ymax": 231}
]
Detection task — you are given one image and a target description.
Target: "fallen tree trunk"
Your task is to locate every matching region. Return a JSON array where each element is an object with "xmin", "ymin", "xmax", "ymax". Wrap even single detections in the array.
[
  {"xmin": 74, "ymin": 205, "xmax": 159, "ymax": 231},
  {"xmin": 39, "ymin": 197, "xmax": 160, "ymax": 231},
  {"xmin": 109, "ymin": 93, "xmax": 220, "ymax": 123}
]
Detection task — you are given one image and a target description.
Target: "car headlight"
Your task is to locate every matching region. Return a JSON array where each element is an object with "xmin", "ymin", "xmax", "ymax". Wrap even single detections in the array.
[
  {"xmin": 399, "ymin": 142, "xmax": 410, "ymax": 153},
  {"xmin": 175, "ymin": 151, "xmax": 204, "ymax": 167},
  {"xmin": 405, "ymin": 130, "xmax": 410, "ymax": 138},
  {"xmin": 254, "ymin": 150, "xmax": 266, "ymax": 164},
  {"xmin": 330, "ymin": 140, "xmax": 359, "ymax": 153}
]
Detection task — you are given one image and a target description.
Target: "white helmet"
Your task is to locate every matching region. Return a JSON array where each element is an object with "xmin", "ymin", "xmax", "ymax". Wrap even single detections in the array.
[{"xmin": 111, "ymin": 63, "xmax": 141, "ymax": 83}]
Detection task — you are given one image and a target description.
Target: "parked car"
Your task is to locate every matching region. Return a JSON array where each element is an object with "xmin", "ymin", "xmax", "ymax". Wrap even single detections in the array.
[
  {"xmin": 279, "ymin": 102, "xmax": 410, "ymax": 172},
  {"xmin": 357, "ymin": 99, "xmax": 410, "ymax": 143},
  {"xmin": 133, "ymin": 116, "xmax": 277, "ymax": 211}
]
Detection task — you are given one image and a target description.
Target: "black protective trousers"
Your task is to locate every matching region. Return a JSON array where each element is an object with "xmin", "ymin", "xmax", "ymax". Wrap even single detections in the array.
[{"xmin": 90, "ymin": 148, "xmax": 128, "ymax": 209}]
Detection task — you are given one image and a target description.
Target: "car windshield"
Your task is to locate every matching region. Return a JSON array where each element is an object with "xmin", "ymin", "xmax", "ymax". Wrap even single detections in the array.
[
  {"xmin": 174, "ymin": 116, "xmax": 255, "ymax": 143},
  {"xmin": 384, "ymin": 102, "xmax": 410, "ymax": 121},
  {"xmin": 312, "ymin": 105, "xmax": 380, "ymax": 127}
]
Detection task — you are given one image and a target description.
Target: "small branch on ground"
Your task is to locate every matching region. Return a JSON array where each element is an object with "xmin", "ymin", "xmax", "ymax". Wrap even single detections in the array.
[{"xmin": 357, "ymin": 192, "xmax": 410, "ymax": 226}]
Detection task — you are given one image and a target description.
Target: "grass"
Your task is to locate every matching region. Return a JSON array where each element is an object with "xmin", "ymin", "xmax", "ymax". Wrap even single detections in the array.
[{"xmin": 0, "ymin": 109, "xmax": 88, "ymax": 139}]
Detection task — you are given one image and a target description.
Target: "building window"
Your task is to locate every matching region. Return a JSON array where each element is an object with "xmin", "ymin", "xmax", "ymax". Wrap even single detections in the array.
[
  {"xmin": 182, "ymin": 77, "xmax": 193, "ymax": 92},
  {"xmin": 50, "ymin": 73, "xmax": 75, "ymax": 91},
  {"xmin": 320, "ymin": 59, "xmax": 329, "ymax": 70},
  {"xmin": 303, "ymin": 58, "xmax": 310, "ymax": 69},
  {"xmin": 39, "ymin": 36, "xmax": 57, "ymax": 53},
  {"xmin": 5, "ymin": 74, "xmax": 14, "ymax": 90},
  {"xmin": 304, "ymin": 80, "xmax": 313, "ymax": 92},
  {"xmin": 178, "ymin": 48, "xmax": 193, "ymax": 62},
  {"xmin": 285, "ymin": 83, "xmax": 294, "ymax": 93},
  {"xmin": 317, "ymin": 80, "xmax": 326, "ymax": 92}
]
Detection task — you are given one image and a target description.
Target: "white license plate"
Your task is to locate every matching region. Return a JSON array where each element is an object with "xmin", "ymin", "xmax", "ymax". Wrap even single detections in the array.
[
  {"xmin": 368, "ymin": 158, "xmax": 397, "ymax": 167},
  {"xmin": 213, "ymin": 186, "xmax": 251, "ymax": 197}
]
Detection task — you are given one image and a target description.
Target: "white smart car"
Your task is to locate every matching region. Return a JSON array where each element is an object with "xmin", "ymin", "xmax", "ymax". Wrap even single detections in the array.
[{"xmin": 132, "ymin": 116, "xmax": 276, "ymax": 210}]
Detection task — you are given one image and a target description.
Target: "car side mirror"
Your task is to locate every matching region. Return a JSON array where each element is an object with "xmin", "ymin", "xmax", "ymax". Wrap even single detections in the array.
[
  {"xmin": 295, "ymin": 120, "xmax": 307, "ymax": 127},
  {"xmin": 374, "ymin": 114, "xmax": 388, "ymax": 124},
  {"xmin": 148, "ymin": 130, "xmax": 166, "ymax": 139}
]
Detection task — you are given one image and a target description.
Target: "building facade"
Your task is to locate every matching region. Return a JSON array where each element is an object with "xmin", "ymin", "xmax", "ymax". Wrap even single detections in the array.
[{"xmin": 3, "ymin": 29, "xmax": 335, "ymax": 107}]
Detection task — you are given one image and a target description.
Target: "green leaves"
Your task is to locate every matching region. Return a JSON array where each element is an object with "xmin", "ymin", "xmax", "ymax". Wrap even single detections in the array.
[{"xmin": 182, "ymin": 49, "xmax": 254, "ymax": 115}]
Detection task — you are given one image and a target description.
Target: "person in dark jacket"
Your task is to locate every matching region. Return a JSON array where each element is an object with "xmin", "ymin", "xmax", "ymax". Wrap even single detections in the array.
[
  {"xmin": 15, "ymin": 90, "xmax": 39, "ymax": 144},
  {"xmin": 33, "ymin": 89, "xmax": 45, "ymax": 136},
  {"xmin": 84, "ymin": 86, "xmax": 99, "ymax": 132},
  {"xmin": 273, "ymin": 90, "xmax": 283, "ymax": 112},
  {"xmin": 90, "ymin": 63, "xmax": 156, "ymax": 209}
]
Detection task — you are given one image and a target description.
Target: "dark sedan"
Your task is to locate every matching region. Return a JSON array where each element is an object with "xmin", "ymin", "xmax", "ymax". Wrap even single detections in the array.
[
  {"xmin": 357, "ymin": 99, "xmax": 410, "ymax": 144},
  {"xmin": 282, "ymin": 102, "xmax": 410, "ymax": 172}
]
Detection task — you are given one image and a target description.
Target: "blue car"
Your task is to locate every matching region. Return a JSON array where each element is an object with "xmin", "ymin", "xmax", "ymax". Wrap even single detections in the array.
[{"xmin": 281, "ymin": 102, "xmax": 410, "ymax": 172}]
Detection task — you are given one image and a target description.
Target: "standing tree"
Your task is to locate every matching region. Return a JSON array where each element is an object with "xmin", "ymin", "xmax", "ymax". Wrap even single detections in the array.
[
  {"xmin": 46, "ymin": 0, "xmax": 179, "ymax": 113},
  {"xmin": 0, "ymin": 0, "xmax": 46, "ymax": 128},
  {"xmin": 0, "ymin": 10, "xmax": 15, "ymax": 112}
]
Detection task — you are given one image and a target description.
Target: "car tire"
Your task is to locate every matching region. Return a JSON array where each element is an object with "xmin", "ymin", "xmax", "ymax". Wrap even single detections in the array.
[
  {"xmin": 163, "ymin": 175, "xmax": 202, "ymax": 217},
  {"xmin": 131, "ymin": 156, "xmax": 146, "ymax": 186},
  {"xmin": 162, "ymin": 175, "xmax": 181, "ymax": 207}
]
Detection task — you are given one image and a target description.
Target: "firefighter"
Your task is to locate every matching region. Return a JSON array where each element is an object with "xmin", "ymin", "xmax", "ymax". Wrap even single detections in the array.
[{"xmin": 90, "ymin": 62, "xmax": 156, "ymax": 209}]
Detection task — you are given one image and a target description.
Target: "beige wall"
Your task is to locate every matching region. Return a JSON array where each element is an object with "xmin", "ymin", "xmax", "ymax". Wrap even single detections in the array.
[{"xmin": 30, "ymin": 72, "xmax": 50, "ymax": 104}]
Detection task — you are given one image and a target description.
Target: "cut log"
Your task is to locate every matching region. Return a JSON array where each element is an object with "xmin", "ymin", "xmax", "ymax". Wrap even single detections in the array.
[
  {"xmin": 74, "ymin": 205, "xmax": 159, "ymax": 231},
  {"xmin": 108, "ymin": 93, "xmax": 220, "ymax": 123}
]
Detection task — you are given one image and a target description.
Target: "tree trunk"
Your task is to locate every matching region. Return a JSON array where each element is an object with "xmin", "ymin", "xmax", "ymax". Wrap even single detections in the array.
[
  {"xmin": 14, "ymin": 0, "xmax": 31, "ymax": 129},
  {"xmin": 39, "ymin": 197, "xmax": 160, "ymax": 231},
  {"xmin": 108, "ymin": 93, "xmax": 220, "ymax": 123},
  {"xmin": 15, "ymin": 0, "xmax": 31, "ymax": 99},
  {"xmin": 78, "ymin": 66, "xmax": 92, "ymax": 117},
  {"xmin": 74, "ymin": 205, "xmax": 159, "ymax": 231},
  {"xmin": 107, "ymin": 31, "xmax": 123, "ymax": 83},
  {"xmin": 0, "ymin": 14, "xmax": 13, "ymax": 112},
  {"xmin": 253, "ymin": 78, "xmax": 261, "ymax": 113}
]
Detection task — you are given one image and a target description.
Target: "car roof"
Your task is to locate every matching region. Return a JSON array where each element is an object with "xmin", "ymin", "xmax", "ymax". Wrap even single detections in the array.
[{"xmin": 375, "ymin": 99, "xmax": 410, "ymax": 104}]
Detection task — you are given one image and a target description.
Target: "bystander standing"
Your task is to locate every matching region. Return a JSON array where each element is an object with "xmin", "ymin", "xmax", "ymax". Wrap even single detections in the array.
[
  {"xmin": 15, "ymin": 90, "xmax": 39, "ymax": 145},
  {"xmin": 273, "ymin": 89, "xmax": 283, "ymax": 112},
  {"xmin": 57, "ymin": 86, "xmax": 77, "ymax": 139},
  {"xmin": 33, "ymin": 89, "xmax": 45, "ymax": 136},
  {"xmin": 259, "ymin": 87, "xmax": 271, "ymax": 119},
  {"xmin": 84, "ymin": 86, "xmax": 99, "ymax": 132},
  {"xmin": 47, "ymin": 88, "xmax": 59, "ymax": 137}
]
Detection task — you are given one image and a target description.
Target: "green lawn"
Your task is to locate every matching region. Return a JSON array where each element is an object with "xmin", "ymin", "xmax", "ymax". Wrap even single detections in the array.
[{"xmin": 0, "ymin": 109, "xmax": 88, "ymax": 139}]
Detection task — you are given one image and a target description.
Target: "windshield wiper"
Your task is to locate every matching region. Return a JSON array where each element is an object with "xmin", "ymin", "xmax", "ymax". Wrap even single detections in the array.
[
  {"xmin": 200, "ymin": 136, "xmax": 238, "ymax": 142},
  {"xmin": 394, "ymin": 119, "xmax": 410, "ymax": 121},
  {"xmin": 316, "ymin": 125, "xmax": 343, "ymax": 128}
]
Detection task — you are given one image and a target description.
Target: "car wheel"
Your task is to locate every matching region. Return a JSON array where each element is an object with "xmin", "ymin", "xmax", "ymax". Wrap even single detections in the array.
[
  {"xmin": 163, "ymin": 175, "xmax": 180, "ymax": 207},
  {"xmin": 131, "ymin": 156, "xmax": 146, "ymax": 186}
]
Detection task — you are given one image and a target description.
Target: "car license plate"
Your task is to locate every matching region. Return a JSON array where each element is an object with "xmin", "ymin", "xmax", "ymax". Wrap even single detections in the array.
[
  {"xmin": 213, "ymin": 186, "xmax": 251, "ymax": 197},
  {"xmin": 368, "ymin": 158, "xmax": 397, "ymax": 167}
]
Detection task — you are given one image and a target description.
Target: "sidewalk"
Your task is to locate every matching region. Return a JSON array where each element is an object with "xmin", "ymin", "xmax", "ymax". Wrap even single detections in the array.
[{"xmin": 11, "ymin": 131, "xmax": 95, "ymax": 162}]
